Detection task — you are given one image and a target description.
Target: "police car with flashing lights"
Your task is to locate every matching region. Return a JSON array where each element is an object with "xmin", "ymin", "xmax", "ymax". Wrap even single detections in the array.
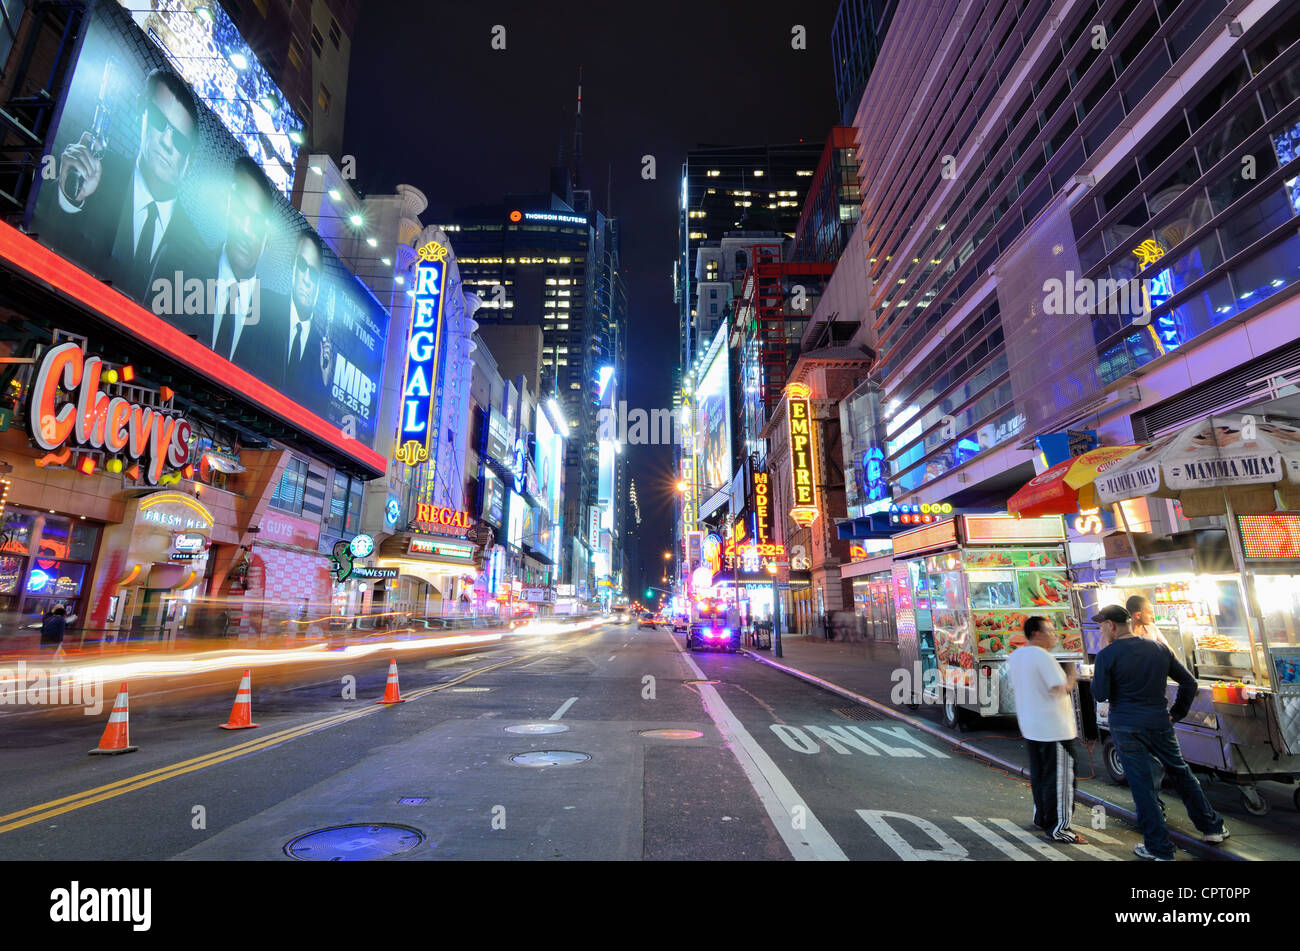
[{"xmin": 686, "ymin": 597, "xmax": 740, "ymax": 652}]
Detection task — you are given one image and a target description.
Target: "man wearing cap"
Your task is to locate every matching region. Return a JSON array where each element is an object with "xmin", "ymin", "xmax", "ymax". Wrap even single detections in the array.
[{"xmin": 1091, "ymin": 604, "xmax": 1227, "ymax": 860}]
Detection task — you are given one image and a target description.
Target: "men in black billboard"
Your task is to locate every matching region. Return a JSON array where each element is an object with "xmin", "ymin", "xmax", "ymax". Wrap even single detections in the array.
[
  {"xmin": 198, "ymin": 156, "xmax": 287, "ymax": 382},
  {"xmin": 280, "ymin": 231, "xmax": 335, "ymax": 409},
  {"xmin": 51, "ymin": 67, "xmax": 201, "ymax": 301}
]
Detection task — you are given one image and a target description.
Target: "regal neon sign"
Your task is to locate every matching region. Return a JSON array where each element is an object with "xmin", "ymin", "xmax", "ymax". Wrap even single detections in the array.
[
  {"xmin": 415, "ymin": 502, "xmax": 472, "ymax": 534},
  {"xmin": 28, "ymin": 342, "xmax": 192, "ymax": 485},
  {"xmin": 396, "ymin": 240, "xmax": 449, "ymax": 466},
  {"xmin": 786, "ymin": 383, "xmax": 819, "ymax": 527}
]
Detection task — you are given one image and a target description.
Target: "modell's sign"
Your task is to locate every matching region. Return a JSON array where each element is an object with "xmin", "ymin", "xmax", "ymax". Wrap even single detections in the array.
[
  {"xmin": 414, "ymin": 503, "xmax": 471, "ymax": 534},
  {"xmin": 28, "ymin": 341, "xmax": 192, "ymax": 484}
]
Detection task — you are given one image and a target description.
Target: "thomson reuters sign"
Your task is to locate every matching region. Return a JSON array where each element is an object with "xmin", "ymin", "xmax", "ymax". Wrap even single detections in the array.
[{"xmin": 785, "ymin": 383, "xmax": 819, "ymax": 527}]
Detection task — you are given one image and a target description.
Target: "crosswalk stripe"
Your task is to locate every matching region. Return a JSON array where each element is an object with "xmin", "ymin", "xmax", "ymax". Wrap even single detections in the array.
[
  {"xmin": 1075, "ymin": 843, "xmax": 1122, "ymax": 861},
  {"xmin": 1085, "ymin": 828, "xmax": 1121, "ymax": 845},
  {"xmin": 987, "ymin": 818, "xmax": 1070, "ymax": 860},
  {"xmin": 954, "ymin": 817, "xmax": 1033, "ymax": 860}
]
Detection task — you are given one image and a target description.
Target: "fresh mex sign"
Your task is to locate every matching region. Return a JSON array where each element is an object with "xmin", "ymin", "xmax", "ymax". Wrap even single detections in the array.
[
  {"xmin": 28, "ymin": 341, "xmax": 192, "ymax": 485},
  {"xmin": 786, "ymin": 383, "xmax": 818, "ymax": 527},
  {"xmin": 396, "ymin": 240, "xmax": 449, "ymax": 466}
]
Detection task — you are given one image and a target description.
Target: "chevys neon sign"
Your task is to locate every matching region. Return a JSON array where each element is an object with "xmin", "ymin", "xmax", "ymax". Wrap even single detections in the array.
[
  {"xmin": 28, "ymin": 342, "xmax": 192, "ymax": 485},
  {"xmin": 414, "ymin": 503, "xmax": 471, "ymax": 534},
  {"xmin": 786, "ymin": 383, "xmax": 818, "ymax": 527},
  {"xmin": 396, "ymin": 240, "xmax": 449, "ymax": 466}
]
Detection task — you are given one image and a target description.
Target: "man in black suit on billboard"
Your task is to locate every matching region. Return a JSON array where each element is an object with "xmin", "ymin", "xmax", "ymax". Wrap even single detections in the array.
[
  {"xmin": 280, "ymin": 231, "xmax": 335, "ymax": 411},
  {"xmin": 200, "ymin": 156, "xmax": 288, "ymax": 380},
  {"xmin": 52, "ymin": 67, "xmax": 202, "ymax": 303}
]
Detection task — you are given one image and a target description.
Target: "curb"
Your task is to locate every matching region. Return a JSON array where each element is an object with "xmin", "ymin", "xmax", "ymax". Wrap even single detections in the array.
[{"xmin": 741, "ymin": 648, "xmax": 1244, "ymax": 862}]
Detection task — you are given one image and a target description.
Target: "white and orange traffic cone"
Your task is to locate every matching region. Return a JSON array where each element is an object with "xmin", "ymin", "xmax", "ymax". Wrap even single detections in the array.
[
  {"xmin": 376, "ymin": 659, "xmax": 406, "ymax": 704},
  {"xmin": 89, "ymin": 683, "xmax": 138, "ymax": 755},
  {"xmin": 219, "ymin": 669, "xmax": 260, "ymax": 730}
]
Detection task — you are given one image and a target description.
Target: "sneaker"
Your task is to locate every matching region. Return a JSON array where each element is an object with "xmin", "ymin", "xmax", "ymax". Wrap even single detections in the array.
[
  {"xmin": 1134, "ymin": 844, "xmax": 1174, "ymax": 861},
  {"xmin": 1047, "ymin": 830, "xmax": 1087, "ymax": 845},
  {"xmin": 1202, "ymin": 828, "xmax": 1230, "ymax": 844}
]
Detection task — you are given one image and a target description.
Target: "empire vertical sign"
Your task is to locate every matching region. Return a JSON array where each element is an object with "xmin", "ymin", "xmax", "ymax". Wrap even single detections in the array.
[
  {"xmin": 786, "ymin": 383, "xmax": 819, "ymax": 527},
  {"xmin": 395, "ymin": 240, "xmax": 450, "ymax": 466}
]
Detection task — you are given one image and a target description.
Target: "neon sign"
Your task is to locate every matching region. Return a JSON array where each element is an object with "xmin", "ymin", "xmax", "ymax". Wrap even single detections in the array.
[
  {"xmin": 28, "ymin": 341, "xmax": 192, "ymax": 485},
  {"xmin": 414, "ymin": 503, "xmax": 472, "ymax": 534},
  {"xmin": 396, "ymin": 240, "xmax": 449, "ymax": 466},
  {"xmin": 890, "ymin": 502, "xmax": 954, "ymax": 525},
  {"xmin": 753, "ymin": 471, "xmax": 773, "ymax": 545},
  {"xmin": 786, "ymin": 383, "xmax": 818, "ymax": 527}
]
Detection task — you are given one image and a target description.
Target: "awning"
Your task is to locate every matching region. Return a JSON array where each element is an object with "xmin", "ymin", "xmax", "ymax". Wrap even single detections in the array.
[
  {"xmin": 835, "ymin": 513, "xmax": 901, "ymax": 540},
  {"xmin": 113, "ymin": 564, "xmax": 144, "ymax": 586},
  {"xmin": 170, "ymin": 570, "xmax": 202, "ymax": 591}
]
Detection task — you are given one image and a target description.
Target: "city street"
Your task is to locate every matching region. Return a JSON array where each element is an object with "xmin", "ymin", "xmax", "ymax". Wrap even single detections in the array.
[{"xmin": 1, "ymin": 620, "xmax": 1268, "ymax": 862}]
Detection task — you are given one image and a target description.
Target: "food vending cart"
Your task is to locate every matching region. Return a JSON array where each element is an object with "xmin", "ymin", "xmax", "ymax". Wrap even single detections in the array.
[
  {"xmin": 892, "ymin": 514, "xmax": 1084, "ymax": 728},
  {"xmin": 1081, "ymin": 515, "xmax": 1300, "ymax": 814}
]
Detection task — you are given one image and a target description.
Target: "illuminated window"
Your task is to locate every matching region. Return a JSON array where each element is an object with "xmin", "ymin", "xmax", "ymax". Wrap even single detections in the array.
[{"xmin": 317, "ymin": 83, "xmax": 331, "ymax": 115}]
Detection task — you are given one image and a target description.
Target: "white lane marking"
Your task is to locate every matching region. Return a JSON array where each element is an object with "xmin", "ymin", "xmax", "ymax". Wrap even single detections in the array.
[
  {"xmin": 1087, "ymin": 827, "xmax": 1121, "ymax": 845},
  {"xmin": 987, "ymin": 818, "xmax": 1069, "ymax": 860},
  {"xmin": 954, "ymin": 817, "xmax": 1033, "ymax": 861},
  {"xmin": 857, "ymin": 810, "xmax": 968, "ymax": 861},
  {"xmin": 608, "ymin": 655, "xmax": 617, "ymax": 662},
  {"xmin": 1075, "ymin": 842, "xmax": 1122, "ymax": 861},
  {"xmin": 549, "ymin": 696, "xmax": 578, "ymax": 720},
  {"xmin": 671, "ymin": 631, "xmax": 847, "ymax": 861}
]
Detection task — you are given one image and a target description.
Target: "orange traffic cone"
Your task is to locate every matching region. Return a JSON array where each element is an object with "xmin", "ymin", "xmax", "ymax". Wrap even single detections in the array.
[
  {"xmin": 220, "ymin": 669, "xmax": 260, "ymax": 730},
  {"xmin": 89, "ymin": 683, "xmax": 138, "ymax": 755},
  {"xmin": 376, "ymin": 659, "xmax": 406, "ymax": 704}
]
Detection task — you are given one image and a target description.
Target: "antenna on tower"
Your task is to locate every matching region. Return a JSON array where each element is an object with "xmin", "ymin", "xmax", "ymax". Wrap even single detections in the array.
[{"xmin": 572, "ymin": 65, "xmax": 583, "ymax": 190}]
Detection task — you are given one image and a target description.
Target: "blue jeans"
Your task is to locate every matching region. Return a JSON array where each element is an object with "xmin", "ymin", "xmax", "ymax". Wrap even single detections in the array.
[{"xmin": 1112, "ymin": 723, "xmax": 1224, "ymax": 859}]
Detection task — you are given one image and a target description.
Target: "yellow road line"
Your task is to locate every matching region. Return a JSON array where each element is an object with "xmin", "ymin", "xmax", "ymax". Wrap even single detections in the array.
[{"xmin": 0, "ymin": 651, "xmax": 540, "ymax": 836}]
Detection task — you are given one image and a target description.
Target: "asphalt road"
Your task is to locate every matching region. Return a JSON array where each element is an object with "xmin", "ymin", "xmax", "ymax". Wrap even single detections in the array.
[{"xmin": 0, "ymin": 621, "xmax": 1226, "ymax": 861}]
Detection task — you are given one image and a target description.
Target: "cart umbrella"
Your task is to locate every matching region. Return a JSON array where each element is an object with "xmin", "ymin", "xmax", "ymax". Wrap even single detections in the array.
[
  {"xmin": 1092, "ymin": 413, "xmax": 1300, "ymax": 517},
  {"xmin": 1007, "ymin": 445, "xmax": 1143, "ymax": 517}
]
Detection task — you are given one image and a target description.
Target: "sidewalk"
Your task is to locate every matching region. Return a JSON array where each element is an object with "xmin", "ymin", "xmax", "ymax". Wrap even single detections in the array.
[{"xmin": 748, "ymin": 634, "xmax": 1300, "ymax": 861}]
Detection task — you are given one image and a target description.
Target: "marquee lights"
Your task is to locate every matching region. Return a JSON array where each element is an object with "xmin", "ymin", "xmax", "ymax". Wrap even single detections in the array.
[
  {"xmin": 785, "ymin": 382, "xmax": 818, "ymax": 527},
  {"xmin": 396, "ymin": 240, "xmax": 449, "ymax": 466}
]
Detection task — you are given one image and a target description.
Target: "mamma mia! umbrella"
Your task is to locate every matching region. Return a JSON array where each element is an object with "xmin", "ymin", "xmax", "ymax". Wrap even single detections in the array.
[{"xmin": 1093, "ymin": 413, "xmax": 1300, "ymax": 517}]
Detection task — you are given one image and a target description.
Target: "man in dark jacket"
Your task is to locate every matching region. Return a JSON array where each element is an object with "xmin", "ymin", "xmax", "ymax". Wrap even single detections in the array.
[
  {"xmin": 1091, "ymin": 604, "xmax": 1227, "ymax": 860},
  {"xmin": 39, "ymin": 605, "xmax": 67, "ymax": 650}
]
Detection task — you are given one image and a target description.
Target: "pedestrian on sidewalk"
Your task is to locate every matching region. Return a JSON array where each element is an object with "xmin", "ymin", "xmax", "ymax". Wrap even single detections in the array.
[
  {"xmin": 1006, "ymin": 615, "xmax": 1086, "ymax": 844},
  {"xmin": 1090, "ymin": 604, "xmax": 1228, "ymax": 861},
  {"xmin": 39, "ymin": 605, "xmax": 67, "ymax": 651}
]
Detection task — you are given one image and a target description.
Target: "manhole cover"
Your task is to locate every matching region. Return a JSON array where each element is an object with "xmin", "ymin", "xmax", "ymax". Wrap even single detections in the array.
[
  {"xmin": 832, "ymin": 706, "xmax": 888, "ymax": 722},
  {"xmin": 510, "ymin": 750, "xmax": 590, "ymax": 766},
  {"xmin": 683, "ymin": 679, "xmax": 720, "ymax": 686},
  {"xmin": 284, "ymin": 824, "xmax": 424, "ymax": 861},
  {"xmin": 450, "ymin": 687, "xmax": 491, "ymax": 692},
  {"xmin": 504, "ymin": 723, "xmax": 569, "ymax": 734},
  {"xmin": 639, "ymin": 729, "xmax": 704, "ymax": 739}
]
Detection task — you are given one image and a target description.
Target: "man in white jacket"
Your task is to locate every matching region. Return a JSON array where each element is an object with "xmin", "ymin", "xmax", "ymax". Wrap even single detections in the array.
[{"xmin": 1006, "ymin": 615, "xmax": 1085, "ymax": 844}]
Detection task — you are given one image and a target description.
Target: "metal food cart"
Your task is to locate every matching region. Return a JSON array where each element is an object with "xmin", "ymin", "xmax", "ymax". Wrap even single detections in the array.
[
  {"xmin": 892, "ymin": 514, "xmax": 1084, "ymax": 728},
  {"xmin": 1080, "ymin": 524, "xmax": 1300, "ymax": 814}
]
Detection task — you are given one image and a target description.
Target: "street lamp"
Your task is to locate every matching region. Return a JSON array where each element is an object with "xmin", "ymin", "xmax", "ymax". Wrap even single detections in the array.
[
  {"xmin": 675, "ymin": 480, "xmax": 687, "ymax": 492},
  {"xmin": 663, "ymin": 551, "xmax": 672, "ymax": 560}
]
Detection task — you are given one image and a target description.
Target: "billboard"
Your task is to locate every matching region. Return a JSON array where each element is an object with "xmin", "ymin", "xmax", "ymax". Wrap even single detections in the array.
[
  {"xmin": 534, "ymin": 407, "xmax": 563, "ymax": 563},
  {"xmin": 695, "ymin": 327, "xmax": 731, "ymax": 494},
  {"xmin": 113, "ymin": 0, "xmax": 304, "ymax": 199},
  {"xmin": 28, "ymin": 2, "xmax": 387, "ymax": 445}
]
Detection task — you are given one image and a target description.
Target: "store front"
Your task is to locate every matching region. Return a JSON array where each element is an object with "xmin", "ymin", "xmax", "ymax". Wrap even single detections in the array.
[
  {"xmin": 377, "ymin": 531, "xmax": 480, "ymax": 618},
  {"xmin": 0, "ymin": 504, "xmax": 102, "ymax": 632}
]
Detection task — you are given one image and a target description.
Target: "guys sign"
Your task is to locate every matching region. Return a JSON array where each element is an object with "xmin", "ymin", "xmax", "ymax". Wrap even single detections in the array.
[{"xmin": 395, "ymin": 240, "xmax": 450, "ymax": 466}]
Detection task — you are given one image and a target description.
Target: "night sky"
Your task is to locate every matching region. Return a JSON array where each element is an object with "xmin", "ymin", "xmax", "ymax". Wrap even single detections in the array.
[{"xmin": 345, "ymin": 1, "xmax": 840, "ymax": 595}]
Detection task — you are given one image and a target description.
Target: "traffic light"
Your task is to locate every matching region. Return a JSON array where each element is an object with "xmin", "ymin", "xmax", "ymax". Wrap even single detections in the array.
[{"xmin": 645, "ymin": 588, "xmax": 653, "ymax": 598}]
